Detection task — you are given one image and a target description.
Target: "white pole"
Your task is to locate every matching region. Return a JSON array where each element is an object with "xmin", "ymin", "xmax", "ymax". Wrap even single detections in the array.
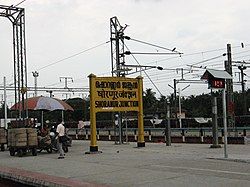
[
  {"xmin": 178, "ymin": 88, "xmax": 182, "ymax": 128},
  {"xmin": 222, "ymin": 89, "xmax": 228, "ymax": 158},
  {"xmin": 4, "ymin": 77, "xmax": 7, "ymax": 129}
]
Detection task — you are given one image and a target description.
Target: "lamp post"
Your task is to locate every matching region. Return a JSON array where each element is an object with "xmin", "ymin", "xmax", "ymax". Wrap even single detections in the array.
[{"xmin": 32, "ymin": 71, "xmax": 39, "ymax": 97}]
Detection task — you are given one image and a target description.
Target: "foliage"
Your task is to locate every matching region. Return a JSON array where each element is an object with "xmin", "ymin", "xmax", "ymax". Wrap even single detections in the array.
[
  {"xmin": 182, "ymin": 94, "xmax": 213, "ymax": 117},
  {"xmin": 0, "ymin": 103, "xmax": 10, "ymax": 119},
  {"xmin": 3, "ymin": 89, "xmax": 249, "ymax": 123},
  {"xmin": 143, "ymin": 88, "xmax": 157, "ymax": 114}
]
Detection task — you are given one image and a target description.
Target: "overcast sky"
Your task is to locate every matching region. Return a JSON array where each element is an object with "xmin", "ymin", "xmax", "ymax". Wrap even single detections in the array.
[{"xmin": 1, "ymin": 0, "xmax": 250, "ymax": 104}]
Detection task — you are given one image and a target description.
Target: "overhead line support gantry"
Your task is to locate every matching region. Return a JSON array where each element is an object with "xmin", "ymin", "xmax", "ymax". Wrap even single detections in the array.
[{"xmin": 0, "ymin": 4, "xmax": 27, "ymax": 122}]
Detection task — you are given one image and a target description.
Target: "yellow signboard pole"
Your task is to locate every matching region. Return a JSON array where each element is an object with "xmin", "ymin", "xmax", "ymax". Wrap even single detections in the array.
[
  {"xmin": 88, "ymin": 74, "xmax": 98, "ymax": 152},
  {"xmin": 137, "ymin": 76, "xmax": 145, "ymax": 147},
  {"xmin": 87, "ymin": 74, "xmax": 143, "ymax": 150}
]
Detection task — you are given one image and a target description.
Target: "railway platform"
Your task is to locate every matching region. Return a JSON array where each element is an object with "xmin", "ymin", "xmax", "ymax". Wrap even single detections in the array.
[{"xmin": 0, "ymin": 140, "xmax": 249, "ymax": 186}]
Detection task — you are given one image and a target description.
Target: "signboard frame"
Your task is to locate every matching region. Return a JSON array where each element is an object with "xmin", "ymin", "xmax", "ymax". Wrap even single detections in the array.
[
  {"xmin": 87, "ymin": 74, "xmax": 145, "ymax": 153},
  {"xmin": 92, "ymin": 76, "xmax": 140, "ymax": 112}
]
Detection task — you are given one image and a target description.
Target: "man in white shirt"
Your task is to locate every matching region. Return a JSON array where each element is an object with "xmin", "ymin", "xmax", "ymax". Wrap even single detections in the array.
[{"xmin": 56, "ymin": 121, "xmax": 65, "ymax": 159}]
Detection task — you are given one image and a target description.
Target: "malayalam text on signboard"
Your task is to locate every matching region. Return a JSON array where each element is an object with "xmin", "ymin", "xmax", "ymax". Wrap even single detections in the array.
[{"xmin": 91, "ymin": 77, "xmax": 141, "ymax": 112}]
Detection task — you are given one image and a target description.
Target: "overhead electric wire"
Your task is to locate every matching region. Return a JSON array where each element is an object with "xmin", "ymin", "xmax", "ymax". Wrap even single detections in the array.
[
  {"xmin": 144, "ymin": 66, "xmax": 243, "ymax": 86},
  {"xmin": 144, "ymin": 66, "xmax": 199, "ymax": 82},
  {"xmin": 126, "ymin": 52, "xmax": 181, "ymax": 55},
  {"xmin": 4, "ymin": 41, "xmax": 110, "ymax": 80},
  {"xmin": 156, "ymin": 53, "xmax": 225, "ymax": 69},
  {"xmin": 15, "ymin": 0, "xmax": 27, "ymax": 6},
  {"xmin": 189, "ymin": 53, "xmax": 226, "ymax": 66},
  {"xmin": 145, "ymin": 68, "xmax": 197, "ymax": 79},
  {"xmin": 144, "ymin": 44, "xmax": 250, "ymax": 69},
  {"xmin": 45, "ymin": 81, "xmax": 64, "ymax": 87},
  {"xmin": 144, "ymin": 70, "xmax": 201, "ymax": 84},
  {"xmin": 144, "ymin": 73, "xmax": 178, "ymax": 81},
  {"xmin": 144, "ymin": 66, "xmax": 204, "ymax": 81},
  {"xmin": 234, "ymin": 54, "xmax": 250, "ymax": 60},
  {"xmin": 125, "ymin": 44, "xmax": 163, "ymax": 96},
  {"xmin": 144, "ymin": 77, "xmax": 192, "ymax": 85},
  {"xmin": 144, "ymin": 77, "xmax": 176, "ymax": 85},
  {"xmin": 233, "ymin": 49, "xmax": 250, "ymax": 55},
  {"xmin": 143, "ymin": 55, "xmax": 226, "ymax": 81},
  {"xmin": 33, "ymin": 41, "xmax": 110, "ymax": 88},
  {"xmin": 43, "ymin": 69, "xmax": 111, "ymax": 88},
  {"xmin": 142, "ymin": 45, "xmax": 250, "ymax": 92},
  {"xmin": 174, "ymin": 53, "xmax": 226, "ymax": 70},
  {"xmin": 146, "ymin": 68, "xmax": 196, "ymax": 77},
  {"xmin": 33, "ymin": 40, "xmax": 250, "ymax": 90},
  {"xmin": 33, "ymin": 41, "xmax": 110, "ymax": 72},
  {"xmin": 184, "ymin": 51, "xmax": 250, "ymax": 69},
  {"xmin": 145, "ymin": 47, "xmax": 226, "ymax": 66},
  {"xmin": 145, "ymin": 56, "xmax": 181, "ymax": 65},
  {"xmin": 144, "ymin": 77, "xmax": 206, "ymax": 86},
  {"xmin": 126, "ymin": 37, "xmax": 182, "ymax": 54},
  {"xmin": 206, "ymin": 63, "xmax": 224, "ymax": 67}
]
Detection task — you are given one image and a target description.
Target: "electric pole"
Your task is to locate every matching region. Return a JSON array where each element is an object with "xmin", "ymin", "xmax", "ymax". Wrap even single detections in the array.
[
  {"xmin": 238, "ymin": 65, "xmax": 247, "ymax": 115},
  {"xmin": 224, "ymin": 44, "xmax": 235, "ymax": 130},
  {"xmin": 173, "ymin": 79, "xmax": 177, "ymax": 127},
  {"xmin": 110, "ymin": 16, "xmax": 128, "ymax": 144},
  {"xmin": 177, "ymin": 85, "xmax": 190, "ymax": 128},
  {"xmin": 62, "ymin": 93, "xmax": 71, "ymax": 100},
  {"xmin": 60, "ymin": 77, "xmax": 73, "ymax": 89},
  {"xmin": 46, "ymin": 90, "xmax": 53, "ymax": 97},
  {"xmin": 210, "ymin": 95, "xmax": 221, "ymax": 148},
  {"xmin": 165, "ymin": 100, "xmax": 171, "ymax": 146},
  {"xmin": 3, "ymin": 77, "xmax": 7, "ymax": 129},
  {"xmin": 110, "ymin": 16, "xmax": 126, "ymax": 77}
]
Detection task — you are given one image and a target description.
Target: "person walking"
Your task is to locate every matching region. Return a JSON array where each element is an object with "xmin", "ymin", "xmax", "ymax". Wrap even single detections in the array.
[{"xmin": 56, "ymin": 121, "xmax": 65, "ymax": 159}]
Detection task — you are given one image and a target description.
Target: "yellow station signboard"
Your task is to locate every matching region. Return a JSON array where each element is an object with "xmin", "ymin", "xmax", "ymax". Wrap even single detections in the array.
[
  {"xmin": 88, "ymin": 74, "xmax": 145, "ymax": 152},
  {"xmin": 91, "ymin": 76, "xmax": 141, "ymax": 112}
]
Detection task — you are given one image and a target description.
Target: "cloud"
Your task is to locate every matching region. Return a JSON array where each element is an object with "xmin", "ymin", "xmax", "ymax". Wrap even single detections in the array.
[{"xmin": 0, "ymin": 0, "xmax": 250, "ymax": 99}]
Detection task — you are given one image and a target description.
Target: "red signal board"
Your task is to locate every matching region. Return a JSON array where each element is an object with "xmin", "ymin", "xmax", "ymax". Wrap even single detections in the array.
[{"xmin": 209, "ymin": 79, "xmax": 225, "ymax": 89}]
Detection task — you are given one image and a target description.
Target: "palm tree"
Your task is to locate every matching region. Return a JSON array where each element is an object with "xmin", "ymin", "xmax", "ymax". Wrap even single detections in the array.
[{"xmin": 143, "ymin": 88, "xmax": 157, "ymax": 114}]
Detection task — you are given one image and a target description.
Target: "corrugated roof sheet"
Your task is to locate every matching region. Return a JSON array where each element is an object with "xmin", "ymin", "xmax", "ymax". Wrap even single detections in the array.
[{"xmin": 201, "ymin": 69, "xmax": 232, "ymax": 80}]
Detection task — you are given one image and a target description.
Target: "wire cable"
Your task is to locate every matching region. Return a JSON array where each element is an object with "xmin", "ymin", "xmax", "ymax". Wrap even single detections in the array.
[
  {"xmin": 143, "ymin": 44, "xmax": 250, "ymax": 69},
  {"xmin": 15, "ymin": 0, "xmax": 27, "ymax": 6},
  {"xmin": 189, "ymin": 53, "xmax": 226, "ymax": 66},
  {"xmin": 125, "ymin": 37, "xmax": 182, "ymax": 54},
  {"xmin": 33, "ymin": 41, "xmax": 110, "ymax": 72},
  {"xmin": 125, "ymin": 44, "xmax": 163, "ymax": 96}
]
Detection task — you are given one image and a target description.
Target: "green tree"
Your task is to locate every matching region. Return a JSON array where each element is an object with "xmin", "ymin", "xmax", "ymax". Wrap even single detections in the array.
[
  {"xmin": 182, "ymin": 93, "xmax": 213, "ymax": 117},
  {"xmin": 143, "ymin": 88, "xmax": 157, "ymax": 115},
  {"xmin": 0, "ymin": 102, "xmax": 10, "ymax": 119},
  {"xmin": 156, "ymin": 95, "xmax": 168, "ymax": 117}
]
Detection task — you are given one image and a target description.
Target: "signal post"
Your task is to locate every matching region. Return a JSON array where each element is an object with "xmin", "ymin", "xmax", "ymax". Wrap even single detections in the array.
[{"xmin": 201, "ymin": 69, "xmax": 232, "ymax": 158}]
